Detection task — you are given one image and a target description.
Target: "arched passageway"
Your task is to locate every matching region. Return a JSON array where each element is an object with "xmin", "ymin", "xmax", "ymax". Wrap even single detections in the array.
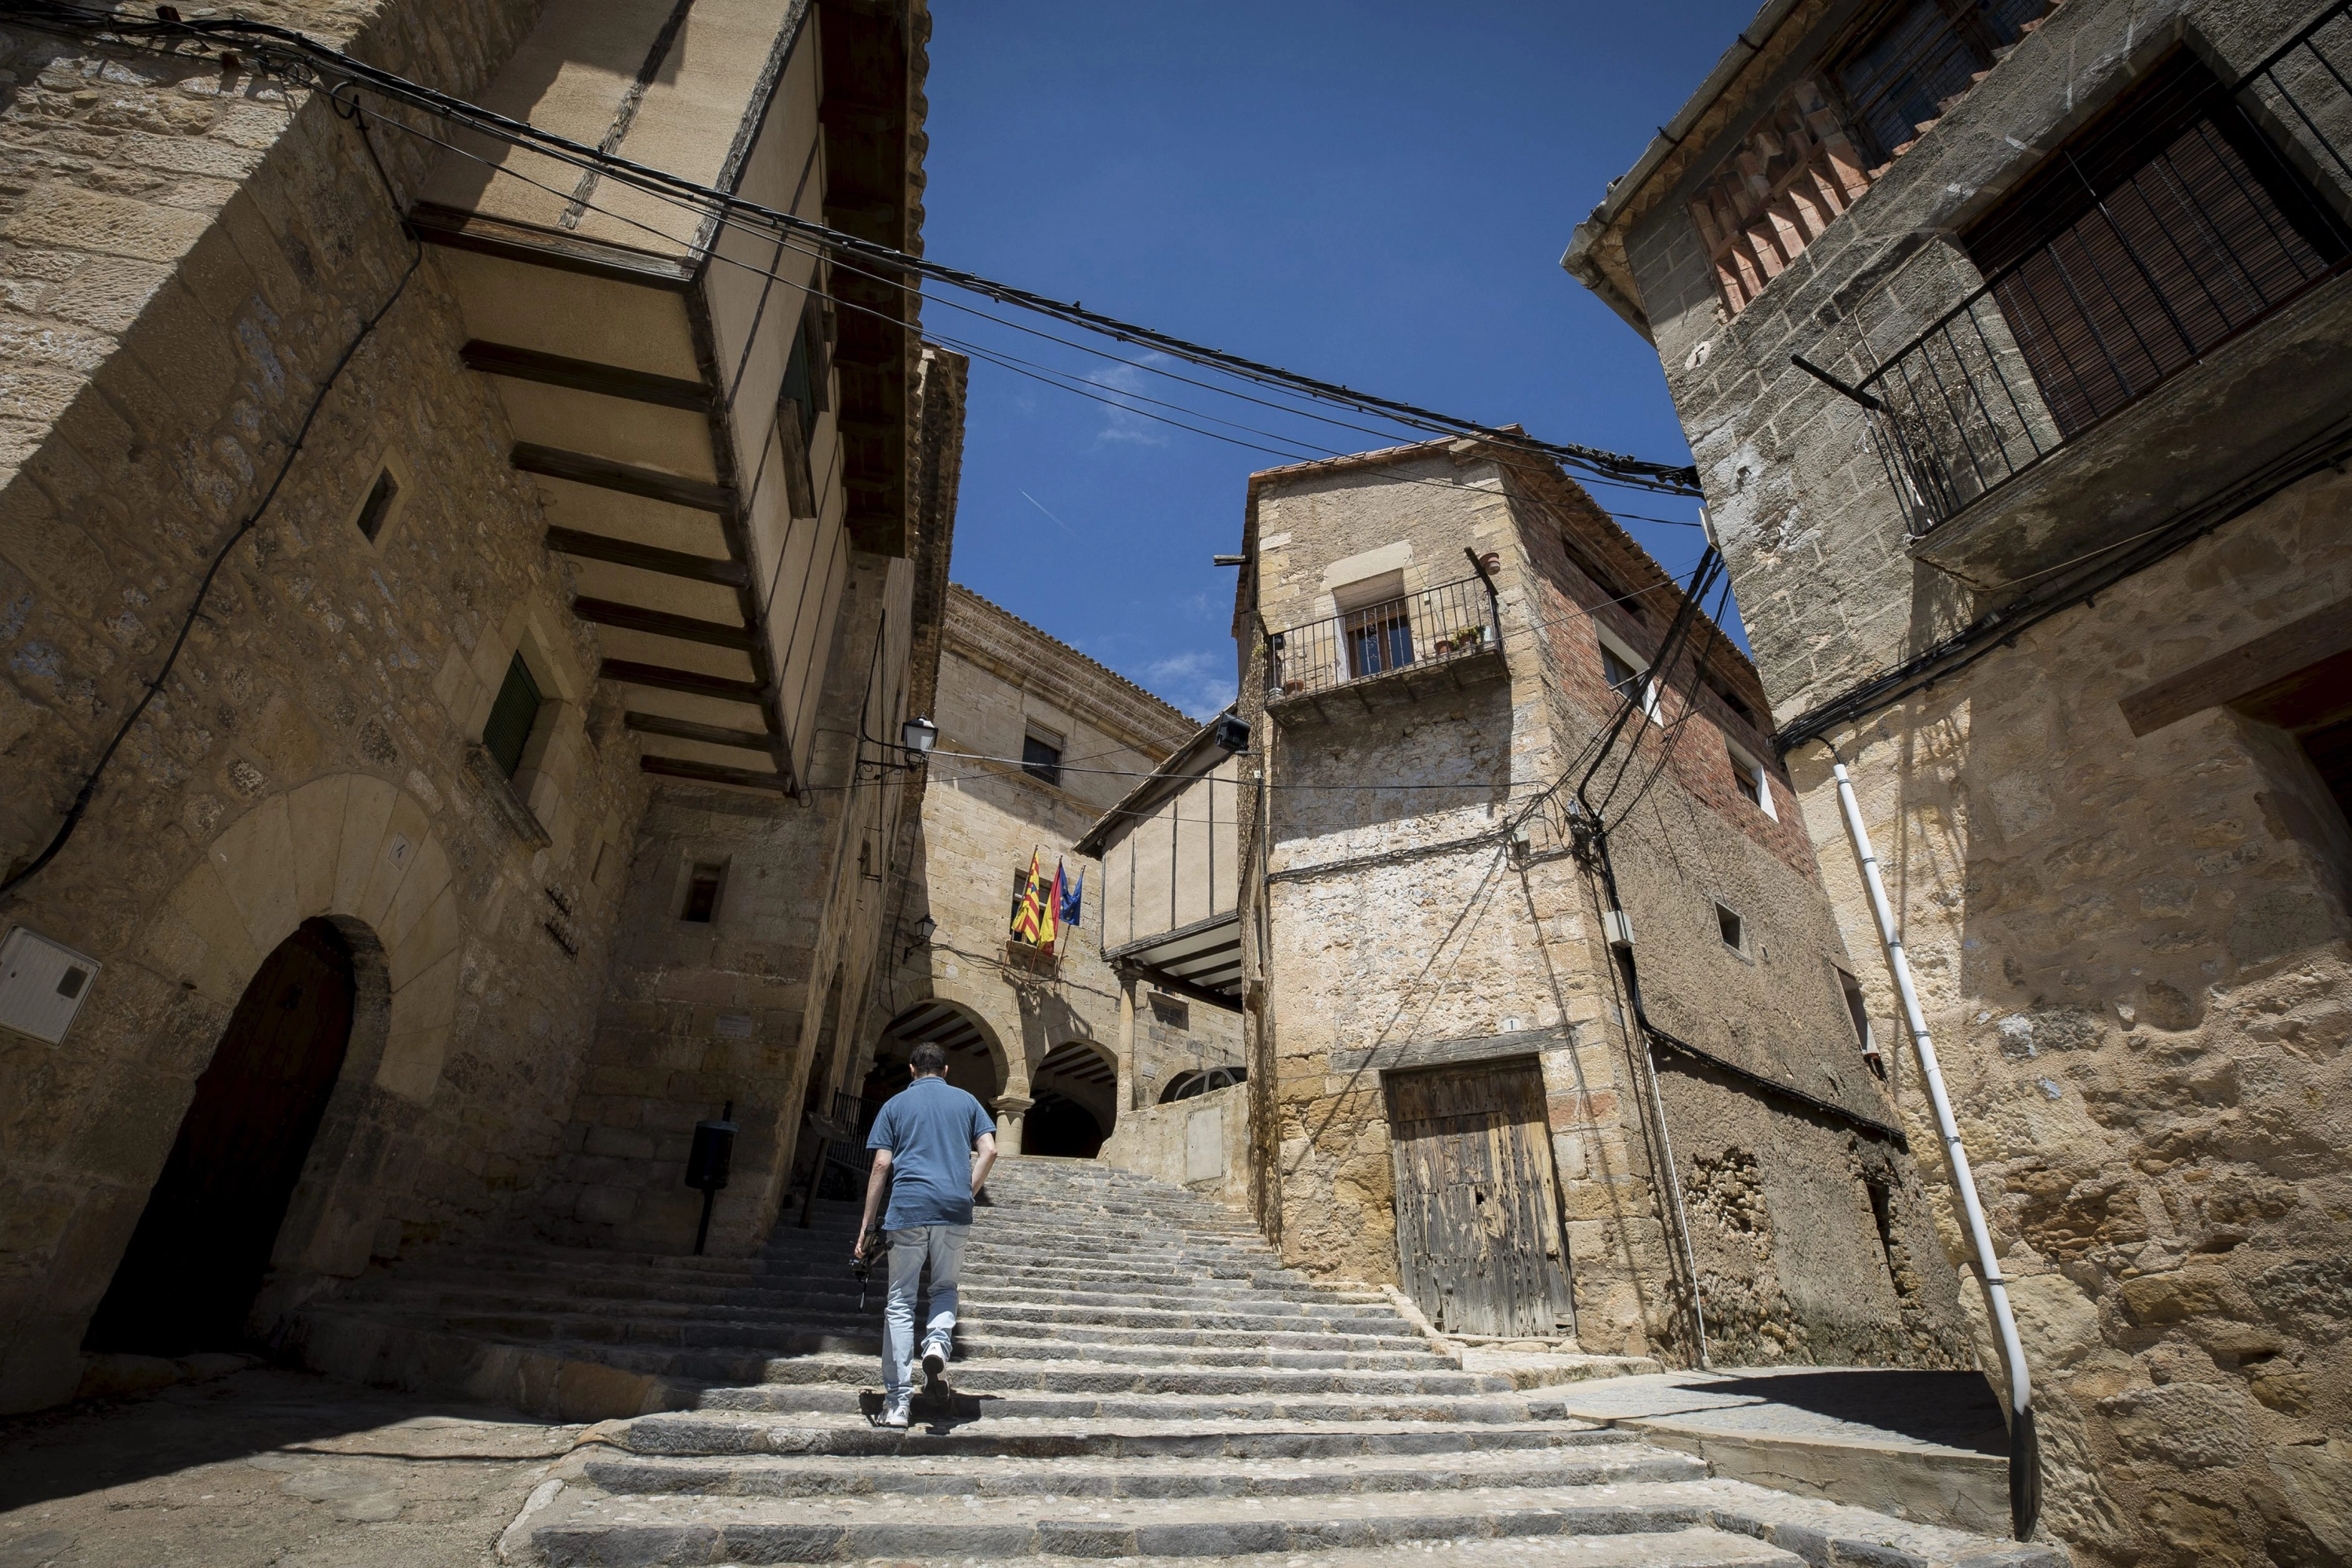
[
  {"xmin": 1024, "ymin": 1040, "xmax": 1118, "ymax": 1158},
  {"xmin": 1159, "ymin": 1063, "xmax": 1247, "ymax": 1105},
  {"xmin": 868, "ymin": 1000, "xmax": 1006, "ymax": 1121},
  {"xmin": 84, "ymin": 918, "xmax": 358, "ymax": 1355}
]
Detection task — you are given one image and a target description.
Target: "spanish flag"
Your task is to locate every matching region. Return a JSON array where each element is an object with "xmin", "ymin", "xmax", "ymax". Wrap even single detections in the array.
[{"xmin": 1036, "ymin": 860, "xmax": 1065, "ymax": 952}]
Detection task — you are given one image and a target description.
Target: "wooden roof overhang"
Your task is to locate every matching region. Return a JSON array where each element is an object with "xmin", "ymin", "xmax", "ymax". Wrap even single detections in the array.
[{"xmin": 409, "ymin": 0, "xmax": 928, "ymax": 796}]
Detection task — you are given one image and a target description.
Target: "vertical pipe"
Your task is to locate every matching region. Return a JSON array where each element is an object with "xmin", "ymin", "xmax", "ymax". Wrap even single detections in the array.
[{"xmin": 1824, "ymin": 743, "xmax": 2039, "ymax": 1541}]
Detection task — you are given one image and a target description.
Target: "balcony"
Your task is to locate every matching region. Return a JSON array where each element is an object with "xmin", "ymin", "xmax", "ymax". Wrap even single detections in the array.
[
  {"xmin": 1265, "ymin": 572, "xmax": 1501, "ymax": 704},
  {"xmin": 1817, "ymin": 3, "xmax": 2352, "ymax": 578}
]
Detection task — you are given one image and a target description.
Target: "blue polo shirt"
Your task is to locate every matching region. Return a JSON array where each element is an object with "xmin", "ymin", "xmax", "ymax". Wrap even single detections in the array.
[{"xmin": 866, "ymin": 1075, "xmax": 996, "ymax": 1229}]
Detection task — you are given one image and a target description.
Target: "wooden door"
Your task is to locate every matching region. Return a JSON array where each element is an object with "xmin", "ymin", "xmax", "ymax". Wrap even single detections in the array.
[
  {"xmin": 1386, "ymin": 1057, "xmax": 1574, "ymax": 1337},
  {"xmin": 84, "ymin": 919, "xmax": 357, "ymax": 1354}
]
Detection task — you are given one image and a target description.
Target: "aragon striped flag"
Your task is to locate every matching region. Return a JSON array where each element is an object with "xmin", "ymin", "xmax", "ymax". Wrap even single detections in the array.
[{"xmin": 1009, "ymin": 849, "xmax": 1047, "ymax": 945}]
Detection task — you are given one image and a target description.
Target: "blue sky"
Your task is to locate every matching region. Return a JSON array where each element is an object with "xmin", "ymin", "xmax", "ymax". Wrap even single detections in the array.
[{"xmin": 920, "ymin": 2, "xmax": 1755, "ymax": 719}]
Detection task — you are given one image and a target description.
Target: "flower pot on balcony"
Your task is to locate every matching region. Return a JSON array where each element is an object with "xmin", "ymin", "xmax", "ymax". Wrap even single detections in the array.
[{"xmin": 1432, "ymin": 638, "xmax": 1454, "ymax": 655}]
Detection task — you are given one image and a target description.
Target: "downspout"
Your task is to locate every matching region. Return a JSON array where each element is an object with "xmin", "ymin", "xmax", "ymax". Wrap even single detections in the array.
[{"xmin": 1822, "ymin": 741, "xmax": 2039, "ymax": 1542}]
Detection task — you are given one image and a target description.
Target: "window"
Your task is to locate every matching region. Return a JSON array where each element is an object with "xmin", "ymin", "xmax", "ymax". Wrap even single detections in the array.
[
  {"xmin": 1727, "ymin": 744, "xmax": 1779, "ymax": 819},
  {"xmin": 481, "ymin": 652, "xmax": 544, "ymax": 779},
  {"xmin": 1343, "ymin": 601, "xmax": 1414, "ymax": 677},
  {"xmin": 1832, "ymin": 0, "xmax": 2049, "ymax": 169},
  {"xmin": 1148, "ymin": 992, "xmax": 1190, "ymax": 1031},
  {"xmin": 1599, "ymin": 634, "xmax": 1662, "ymax": 724},
  {"xmin": 1706, "ymin": 673, "xmax": 1757, "ymax": 730},
  {"xmin": 1964, "ymin": 50, "xmax": 2352, "ymax": 440},
  {"xmin": 1837, "ymin": 965, "xmax": 1886, "ymax": 1076},
  {"xmin": 1715, "ymin": 902, "xmax": 1746, "ymax": 953},
  {"xmin": 1022, "ymin": 728, "xmax": 1064, "ymax": 787},
  {"xmin": 780, "ymin": 307, "xmax": 826, "ymax": 445},
  {"xmin": 353, "ymin": 468, "xmax": 401, "ymax": 543},
  {"xmin": 681, "ymin": 862, "xmax": 726, "ymax": 923}
]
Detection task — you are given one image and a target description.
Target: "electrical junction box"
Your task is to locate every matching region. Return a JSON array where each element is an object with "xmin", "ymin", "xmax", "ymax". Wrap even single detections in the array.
[
  {"xmin": 0, "ymin": 926, "xmax": 102, "ymax": 1044},
  {"xmin": 1602, "ymin": 910, "xmax": 1635, "ymax": 949}
]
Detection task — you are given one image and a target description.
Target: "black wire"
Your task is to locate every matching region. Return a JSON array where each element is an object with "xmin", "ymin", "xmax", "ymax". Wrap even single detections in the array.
[
  {"xmin": 1, "ymin": 91, "xmax": 419, "ymax": 898},
  {"xmin": 0, "ymin": 2, "xmax": 1702, "ymax": 495}
]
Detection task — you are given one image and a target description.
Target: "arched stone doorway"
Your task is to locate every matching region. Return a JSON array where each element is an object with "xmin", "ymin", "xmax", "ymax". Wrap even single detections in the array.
[
  {"xmin": 1025, "ymin": 1040, "xmax": 1118, "ymax": 1158},
  {"xmin": 868, "ymin": 999, "xmax": 1007, "ymax": 1113},
  {"xmin": 84, "ymin": 919, "xmax": 359, "ymax": 1355}
]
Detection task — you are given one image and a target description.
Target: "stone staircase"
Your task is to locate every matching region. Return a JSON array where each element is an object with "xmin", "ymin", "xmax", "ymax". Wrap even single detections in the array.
[{"xmin": 292, "ymin": 1157, "xmax": 2063, "ymax": 1566}]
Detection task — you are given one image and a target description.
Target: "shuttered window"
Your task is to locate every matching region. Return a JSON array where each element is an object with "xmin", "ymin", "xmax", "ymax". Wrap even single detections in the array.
[
  {"xmin": 482, "ymin": 652, "xmax": 543, "ymax": 779},
  {"xmin": 1965, "ymin": 49, "xmax": 2352, "ymax": 438},
  {"xmin": 1832, "ymin": 0, "xmax": 2049, "ymax": 168}
]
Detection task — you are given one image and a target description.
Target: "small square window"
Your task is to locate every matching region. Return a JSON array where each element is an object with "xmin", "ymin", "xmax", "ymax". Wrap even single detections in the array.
[
  {"xmin": 681, "ymin": 862, "xmax": 725, "ymax": 923},
  {"xmin": 1148, "ymin": 993, "xmax": 1190, "ymax": 1030},
  {"xmin": 1022, "ymin": 729, "xmax": 1063, "ymax": 787},
  {"xmin": 1726, "ymin": 743, "xmax": 1779, "ymax": 819},
  {"xmin": 1601, "ymin": 644, "xmax": 1642, "ymax": 699},
  {"xmin": 1715, "ymin": 902, "xmax": 1745, "ymax": 952}
]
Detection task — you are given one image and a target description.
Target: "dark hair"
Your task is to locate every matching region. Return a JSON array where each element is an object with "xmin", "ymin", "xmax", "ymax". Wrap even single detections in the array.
[{"xmin": 909, "ymin": 1042, "xmax": 949, "ymax": 1076}]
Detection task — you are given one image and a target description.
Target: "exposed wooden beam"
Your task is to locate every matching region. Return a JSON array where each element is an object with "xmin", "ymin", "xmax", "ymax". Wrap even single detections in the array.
[
  {"xmin": 1115, "ymin": 959, "xmax": 1244, "ymax": 1013},
  {"xmin": 572, "ymin": 597, "xmax": 754, "ymax": 649},
  {"xmin": 514, "ymin": 443, "xmax": 734, "ymax": 514},
  {"xmin": 638, "ymin": 755, "xmax": 792, "ymax": 792},
  {"xmin": 546, "ymin": 526, "xmax": 747, "ymax": 587},
  {"xmin": 624, "ymin": 712, "xmax": 771, "ymax": 751},
  {"xmin": 598, "ymin": 659, "xmax": 769, "ymax": 706},
  {"xmin": 409, "ymin": 201, "xmax": 697, "ymax": 290},
  {"xmin": 464, "ymin": 340, "xmax": 713, "ymax": 412}
]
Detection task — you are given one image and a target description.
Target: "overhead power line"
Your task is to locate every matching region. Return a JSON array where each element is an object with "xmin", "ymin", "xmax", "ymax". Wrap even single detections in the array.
[{"xmin": 4, "ymin": 2, "xmax": 1703, "ymax": 498}]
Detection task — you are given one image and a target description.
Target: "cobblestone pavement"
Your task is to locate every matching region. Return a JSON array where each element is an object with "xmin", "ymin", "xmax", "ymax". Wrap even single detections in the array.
[{"xmin": 0, "ymin": 1367, "xmax": 583, "ymax": 1568}]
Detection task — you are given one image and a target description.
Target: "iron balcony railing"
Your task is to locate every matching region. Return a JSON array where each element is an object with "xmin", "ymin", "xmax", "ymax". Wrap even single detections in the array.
[
  {"xmin": 1820, "ymin": 1, "xmax": 2352, "ymax": 534},
  {"xmin": 1265, "ymin": 572, "xmax": 1499, "ymax": 700}
]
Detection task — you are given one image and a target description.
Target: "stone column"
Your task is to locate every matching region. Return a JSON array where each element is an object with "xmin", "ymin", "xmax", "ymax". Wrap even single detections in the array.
[
  {"xmin": 1116, "ymin": 971, "xmax": 1138, "ymax": 1112},
  {"xmin": 993, "ymin": 1094, "xmax": 1033, "ymax": 1156}
]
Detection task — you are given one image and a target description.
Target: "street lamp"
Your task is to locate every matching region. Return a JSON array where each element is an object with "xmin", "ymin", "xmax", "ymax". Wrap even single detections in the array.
[
  {"xmin": 900, "ymin": 716, "xmax": 938, "ymax": 758},
  {"xmin": 902, "ymin": 913, "xmax": 937, "ymax": 960}
]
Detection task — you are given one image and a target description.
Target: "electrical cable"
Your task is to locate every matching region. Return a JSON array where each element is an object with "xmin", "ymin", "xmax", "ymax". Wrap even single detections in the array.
[
  {"xmin": 0, "ymin": 89, "xmax": 419, "ymax": 898},
  {"xmin": 2, "ymin": 2, "xmax": 1703, "ymax": 495}
]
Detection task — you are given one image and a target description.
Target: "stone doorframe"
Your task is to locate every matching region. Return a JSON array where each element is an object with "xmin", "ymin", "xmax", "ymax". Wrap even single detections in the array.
[{"xmin": 127, "ymin": 771, "xmax": 464, "ymax": 1312}]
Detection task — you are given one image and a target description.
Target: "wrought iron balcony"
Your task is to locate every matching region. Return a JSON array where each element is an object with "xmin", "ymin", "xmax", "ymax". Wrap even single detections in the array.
[
  {"xmin": 1820, "ymin": 2, "xmax": 2352, "ymax": 534},
  {"xmin": 1265, "ymin": 572, "xmax": 1500, "ymax": 700}
]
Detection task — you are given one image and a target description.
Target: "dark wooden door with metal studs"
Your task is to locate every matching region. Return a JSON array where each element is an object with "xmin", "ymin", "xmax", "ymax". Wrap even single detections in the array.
[
  {"xmin": 1385, "ymin": 1057, "xmax": 1575, "ymax": 1338},
  {"xmin": 83, "ymin": 918, "xmax": 357, "ymax": 1356}
]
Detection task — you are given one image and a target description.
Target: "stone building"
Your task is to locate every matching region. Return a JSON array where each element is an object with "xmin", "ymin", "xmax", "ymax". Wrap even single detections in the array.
[
  {"xmin": 871, "ymin": 585, "xmax": 1239, "ymax": 1171},
  {"xmin": 1226, "ymin": 435, "xmax": 1971, "ymax": 1365},
  {"xmin": 0, "ymin": 0, "xmax": 946, "ymax": 1413},
  {"xmin": 1566, "ymin": 0, "xmax": 2352, "ymax": 1559}
]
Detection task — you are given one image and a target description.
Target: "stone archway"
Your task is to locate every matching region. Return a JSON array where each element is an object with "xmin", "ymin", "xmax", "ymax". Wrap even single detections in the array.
[
  {"xmin": 1025, "ymin": 1040, "xmax": 1120, "ymax": 1158},
  {"xmin": 89, "ymin": 773, "xmax": 463, "ymax": 1333},
  {"xmin": 869, "ymin": 997, "xmax": 1008, "ymax": 1114}
]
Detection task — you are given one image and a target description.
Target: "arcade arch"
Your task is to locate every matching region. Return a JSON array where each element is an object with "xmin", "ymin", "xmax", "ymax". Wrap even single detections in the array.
[
  {"xmin": 1025, "ymin": 1040, "xmax": 1119, "ymax": 1158},
  {"xmin": 866, "ymin": 998, "xmax": 1008, "ymax": 1123}
]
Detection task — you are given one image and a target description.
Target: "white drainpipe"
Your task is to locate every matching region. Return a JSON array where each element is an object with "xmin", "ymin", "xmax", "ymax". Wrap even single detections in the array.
[{"xmin": 1824, "ymin": 743, "xmax": 2039, "ymax": 1541}]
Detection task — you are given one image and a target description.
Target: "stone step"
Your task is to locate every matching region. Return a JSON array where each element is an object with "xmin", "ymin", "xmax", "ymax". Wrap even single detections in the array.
[
  {"xmin": 961, "ymin": 1320, "xmax": 1432, "ymax": 1355},
  {"xmin": 519, "ymin": 1474, "xmax": 2066, "ymax": 1566},
  {"xmin": 953, "ymin": 1336, "xmax": 1447, "ymax": 1371},
  {"xmin": 613, "ymin": 1410, "xmax": 1640, "ymax": 1461},
  {"xmin": 749, "ymin": 1352, "xmax": 1513, "ymax": 1398},
  {"xmin": 580, "ymin": 1442, "xmax": 1709, "ymax": 1500},
  {"xmin": 693, "ymin": 1383, "xmax": 1570, "ymax": 1424}
]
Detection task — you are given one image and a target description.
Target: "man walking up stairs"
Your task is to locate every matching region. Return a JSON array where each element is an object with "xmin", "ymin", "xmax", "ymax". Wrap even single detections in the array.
[
  {"xmin": 437, "ymin": 1160, "xmax": 2067, "ymax": 1566},
  {"xmin": 851, "ymin": 1042, "xmax": 998, "ymax": 1429}
]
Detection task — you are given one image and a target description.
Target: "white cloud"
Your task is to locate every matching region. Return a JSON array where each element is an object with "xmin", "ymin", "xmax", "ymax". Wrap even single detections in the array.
[
  {"xmin": 1087, "ymin": 354, "xmax": 1171, "ymax": 448},
  {"xmin": 1139, "ymin": 649, "xmax": 1237, "ymax": 720}
]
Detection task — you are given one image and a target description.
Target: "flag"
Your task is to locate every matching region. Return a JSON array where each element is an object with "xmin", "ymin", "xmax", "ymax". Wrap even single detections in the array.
[
  {"xmin": 1010, "ymin": 849, "xmax": 1045, "ymax": 944},
  {"xmin": 1060, "ymin": 866, "xmax": 1083, "ymax": 930},
  {"xmin": 1037, "ymin": 860, "xmax": 1064, "ymax": 951}
]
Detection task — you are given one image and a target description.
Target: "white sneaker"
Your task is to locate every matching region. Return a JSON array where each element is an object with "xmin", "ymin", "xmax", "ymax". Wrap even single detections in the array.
[
  {"xmin": 920, "ymin": 1341, "xmax": 949, "ymax": 1383},
  {"xmin": 880, "ymin": 1394, "xmax": 910, "ymax": 1428}
]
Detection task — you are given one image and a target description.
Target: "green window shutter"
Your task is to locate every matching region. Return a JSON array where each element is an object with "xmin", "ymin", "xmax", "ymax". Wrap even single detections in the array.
[{"xmin": 483, "ymin": 652, "xmax": 543, "ymax": 779}]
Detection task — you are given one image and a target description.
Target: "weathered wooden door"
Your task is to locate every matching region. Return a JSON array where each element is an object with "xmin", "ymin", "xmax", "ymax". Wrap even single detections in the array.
[
  {"xmin": 84, "ymin": 919, "xmax": 357, "ymax": 1355},
  {"xmin": 1386, "ymin": 1057, "xmax": 1574, "ymax": 1337}
]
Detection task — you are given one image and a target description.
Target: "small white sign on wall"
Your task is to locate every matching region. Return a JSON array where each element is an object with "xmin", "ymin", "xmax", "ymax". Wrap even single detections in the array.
[{"xmin": 0, "ymin": 927, "xmax": 102, "ymax": 1044}]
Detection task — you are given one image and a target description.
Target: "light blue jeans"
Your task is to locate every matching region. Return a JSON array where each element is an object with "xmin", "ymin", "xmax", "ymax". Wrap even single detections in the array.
[{"xmin": 882, "ymin": 1222, "xmax": 970, "ymax": 1399}]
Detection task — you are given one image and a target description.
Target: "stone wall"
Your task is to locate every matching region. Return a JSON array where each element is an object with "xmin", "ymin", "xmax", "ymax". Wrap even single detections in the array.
[
  {"xmin": 1100, "ymin": 1080, "xmax": 1251, "ymax": 1210},
  {"xmin": 1583, "ymin": 0, "xmax": 2352, "ymax": 1557},
  {"xmin": 0, "ymin": 0, "xmax": 671, "ymax": 1413}
]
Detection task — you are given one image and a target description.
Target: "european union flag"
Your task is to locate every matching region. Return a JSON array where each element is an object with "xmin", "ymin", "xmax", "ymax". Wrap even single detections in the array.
[{"xmin": 1059, "ymin": 866, "xmax": 1083, "ymax": 928}]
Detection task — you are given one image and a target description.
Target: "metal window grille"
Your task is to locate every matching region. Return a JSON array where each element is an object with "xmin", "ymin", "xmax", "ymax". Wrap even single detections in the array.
[
  {"xmin": 1835, "ymin": 14, "xmax": 2352, "ymax": 534},
  {"xmin": 1022, "ymin": 732, "xmax": 1063, "ymax": 786},
  {"xmin": 1265, "ymin": 572, "xmax": 1499, "ymax": 700}
]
